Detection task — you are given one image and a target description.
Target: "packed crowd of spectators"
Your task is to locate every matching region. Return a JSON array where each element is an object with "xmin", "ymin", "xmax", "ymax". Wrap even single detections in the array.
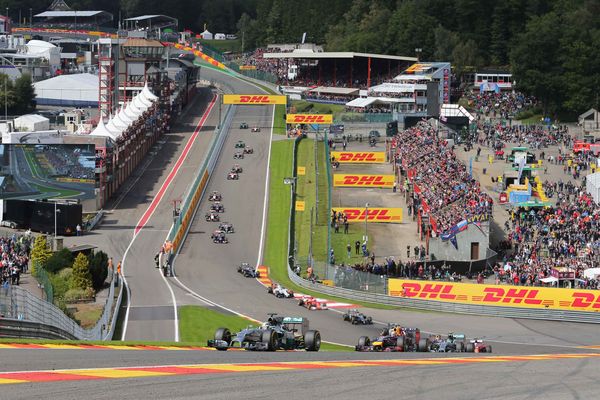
[
  {"xmin": 393, "ymin": 121, "xmax": 493, "ymax": 235},
  {"xmin": 0, "ymin": 234, "xmax": 32, "ymax": 286},
  {"xmin": 477, "ymin": 122, "xmax": 572, "ymax": 149},
  {"xmin": 466, "ymin": 90, "xmax": 537, "ymax": 119},
  {"xmin": 501, "ymin": 188, "xmax": 600, "ymax": 289},
  {"xmin": 42, "ymin": 148, "xmax": 94, "ymax": 180}
]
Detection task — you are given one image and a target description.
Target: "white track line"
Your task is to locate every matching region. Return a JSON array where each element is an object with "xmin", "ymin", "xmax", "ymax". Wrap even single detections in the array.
[{"xmin": 255, "ymin": 105, "xmax": 275, "ymax": 271}]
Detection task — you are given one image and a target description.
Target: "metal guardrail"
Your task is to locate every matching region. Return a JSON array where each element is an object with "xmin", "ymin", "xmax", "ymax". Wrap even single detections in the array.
[
  {"xmin": 1, "ymin": 272, "xmax": 123, "ymax": 340},
  {"xmin": 0, "ymin": 318, "xmax": 78, "ymax": 340},
  {"xmin": 287, "ymin": 270, "xmax": 600, "ymax": 324}
]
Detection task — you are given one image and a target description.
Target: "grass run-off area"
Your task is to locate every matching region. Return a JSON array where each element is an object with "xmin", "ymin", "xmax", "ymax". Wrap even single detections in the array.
[
  {"xmin": 178, "ymin": 306, "xmax": 350, "ymax": 351},
  {"xmin": 197, "ymin": 39, "xmax": 242, "ymax": 54},
  {"xmin": 263, "ymin": 139, "xmax": 396, "ymax": 310}
]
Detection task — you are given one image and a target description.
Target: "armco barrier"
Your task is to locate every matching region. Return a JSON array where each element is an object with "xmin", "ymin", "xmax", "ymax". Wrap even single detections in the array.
[
  {"xmin": 287, "ymin": 270, "xmax": 600, "ymax": 323},
  {"xmin": 0, "ymin": 318, "xmax": 78, "ymax": 340},
  {"xmin": 170, "ymin": 100, "xmax": 234, "ymax": 253}
]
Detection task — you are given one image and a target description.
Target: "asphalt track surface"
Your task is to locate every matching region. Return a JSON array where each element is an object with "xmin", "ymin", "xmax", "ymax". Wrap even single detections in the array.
[{"xmin": 3, "ymin": 66, "xmax": 599, "ymax": 397}]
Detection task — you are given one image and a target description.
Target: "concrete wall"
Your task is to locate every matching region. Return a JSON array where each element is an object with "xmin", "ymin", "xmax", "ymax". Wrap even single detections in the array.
[{"xmin": 429, "ymin": 221, "xmax": 490, "ymax": 261}]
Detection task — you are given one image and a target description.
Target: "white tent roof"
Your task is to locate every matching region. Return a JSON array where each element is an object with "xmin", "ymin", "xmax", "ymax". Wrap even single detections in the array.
[
  {"xmin": 441, "ymin": 104, "xmax": 476, "ymax": 122},
  {"xmin": 33, "ymin": 73, "xmax": 98, "ymax": 105},
  {"xmin": 90, "ymin": 118, "xmax": 117, "ymax": 139},
  {"xmin": 25, "ymin": 40, "xmax": 57, "ymax": 55},
  {"xmin": 140, "ymin": 82, "xmax": 158, "ymax": 101},
  {"xmin": 14, "ymin": 114, "xmax": 50, "ymax": 124},
  {"xmin": 346, "ymin": 97, "xmax": 405, "ymax": 108},
  {"xmin": 540, "ymin": 277, "xmax": 559, "ymax": 284}
]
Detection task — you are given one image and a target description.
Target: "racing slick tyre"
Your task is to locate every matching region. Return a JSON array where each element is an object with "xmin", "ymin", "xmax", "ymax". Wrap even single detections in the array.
[
  {"xmin": 357, "ymin": 336, "xmax": 371, "ymax": 348},
  {"xmin": 418, "ymin": 338, "xmax": 430, "ymax": 352},
  {"xmin": 214, "ymin": 328, "xmax": 232, "ymax": 351},
  {"xmin": 298, "ymin": 299, "xmax": 305, "ymax": 307},
  {"xmin": 486, "ymin": 345, "xmax": 492, "ymax": 353},
  {"xmin": 261, "ymin": 329, "xmax": 277, "ymax": 351},
  {"xmin": 457, "ymin": 342, "xmax": 465, "ymax": 352},
  {"xmin": 304, "ymin": 330, "xmax": 321, "ymax": 352},
  {"xmin": 465, "ymin": 343, "xmax": 475, "ymax": 353},
  {"xmin": 351, "ymin": 317, "xmax": 357, "ymax": 325}
]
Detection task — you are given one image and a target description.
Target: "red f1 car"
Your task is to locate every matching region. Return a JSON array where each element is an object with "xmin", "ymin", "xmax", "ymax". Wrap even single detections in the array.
[{"xmin": 298, "ymin": 295, "xmax": 328, "ymax": 310}]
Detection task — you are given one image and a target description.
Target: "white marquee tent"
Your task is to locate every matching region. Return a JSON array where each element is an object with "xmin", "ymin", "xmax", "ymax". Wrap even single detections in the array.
[
  {"xmin": 33, "ymin": 73, "xmax": 99, "ymax": 107},
  {"xmin": 586, "ymin": 172, "xmax": 600, "ymax": 204}
]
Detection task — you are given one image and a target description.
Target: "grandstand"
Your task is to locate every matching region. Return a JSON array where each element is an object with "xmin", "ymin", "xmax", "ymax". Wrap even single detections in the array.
[{"xmin": 34, "ymin": 10, "xmax": 113, "ymax": 29}]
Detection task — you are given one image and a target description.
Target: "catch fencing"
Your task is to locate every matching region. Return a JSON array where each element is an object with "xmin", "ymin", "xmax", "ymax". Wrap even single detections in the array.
[{"xmin": 0, "ymin": 270, "xmax": 123, "ymax": 340}]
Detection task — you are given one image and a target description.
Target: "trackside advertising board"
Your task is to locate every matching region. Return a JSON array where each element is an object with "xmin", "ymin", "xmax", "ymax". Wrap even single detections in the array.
[
  {"xmin": 332, "ymin": 207, "xmax": 402, "ymax": 223},
  {"xmin": 333, "ymin": 174, "xmax": 395, "ymax": 188},
  {"xmin": 286, "ymin": 114, "xmax": 333, "ymax": 124},
  {"xmin": 222, "ymin": 95, "xmax": 287, "ymax": 105},
  {"xmin": 388, "ymin": 279, "xmax": 600, "ymax": 312},
  {"xmin": 331, "ymin": 151, "xmax": 385, "ymax": 163}
]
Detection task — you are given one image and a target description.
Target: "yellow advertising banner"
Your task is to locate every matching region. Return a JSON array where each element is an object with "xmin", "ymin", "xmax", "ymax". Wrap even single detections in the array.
[
  {"xmin": 388, "ymin": 279, "xmax": 600, "ymax": 312},
  {"xmin": 295, "ymin": 201, "xmax": 305, "ymax": 211},
  {"xmin": 332, "ymin": 207, "xmax": 402, "ymax": 223},
  {"xmin": 286, "ymin": 114, "xmax": 333, "ymax": 124},
  {"xmin": 297, "ymin": 166, "xmax": 306, "ymax": 176},
  {"xmin": 239, "ymin": 65, "xmax": 257, "ymax": 70},
  {"xmin": 333, "ymin": 174, "xmax": 395, "ymax": 188},
  {"xmin": 223, "ymin": 94, "xmax": 287, "ymax": 105},
  {"xmin": 330, "ymin": 151, "xmax": 386, "ymax": 163}
]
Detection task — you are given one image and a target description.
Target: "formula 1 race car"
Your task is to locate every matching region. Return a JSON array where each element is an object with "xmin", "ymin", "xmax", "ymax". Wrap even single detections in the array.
[
  {"xmin": 298, "ymin": 295, "xmax": 328, "ymax": 310},
  {"xmin": 209, "ymin": 191, "xmax": 222, "ymax": 201},
  {"xmin": 208, "ymin": 314, "xmax": 321, "ymax": 352},
  {"xmin": 227, "ymin": 171, "xmax": 239, "ymax": 180},
  {"xmin": 205, "ymin": 212, "xmax": 220, "ymax": 222},
  {"xmin": 427, "ymin": 333, "xmax": 466, "ymax": 352},
  {"xmin": 342, "ymin": 309, "xmax": 373, "ymax": 325},
  {"xmin": 251, "ymin": 126, "xmax": 261, "ymax": 132},
  {"xmin": 465, "ymin": 338, "xmax": 492, "ymax": 353},
  {"xmin": 355, "ymin": 325, "xmax": 429, "ymax": 352},
  {"xmin": 231, "ymin": 164, "xmax": 243, "ymax": 173},
  {"xmin": 238, "ymin": 262, "xmax": 259, "ymax": 278},
  {"xmin": 239, "ymin": 122, "xmax": 248, "ymax": 129},
  {"xmin": 210, "ymin": 229, "xmax": 225, "ymax": 240},
  {"xmin": 234, "ymin": 151, "xmax": 244, "ymax": 159},
  {"xmin": 235, "ymin": 140, "xmax": 246, "ymax": 148},
  {"xmin": 243, "ymin": 147, "xmax": 254, "ymax": 154},
  {"xmin": 212, "ymin": 232, "xmax": 229, "ymax": 244},
  {"xmin": 219, "ymin": 222, "xmax": 234, "ymax": 233},
  {"xmin": 268, "ymin": 283, "xmax": 294, "ymax": 298},
  {"xmin": 210, "ymin": 202, "xmax": 225, "ymax": 213}
]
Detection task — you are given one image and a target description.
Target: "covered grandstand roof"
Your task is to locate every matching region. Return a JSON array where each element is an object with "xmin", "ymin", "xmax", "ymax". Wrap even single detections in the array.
[
  {"xmin": 307, "ymin": 86, "xmax": 359, "ymax": 95},
  {"xmin": 346, "ymin": 97, "xmax": 404, "ymax": 108},
  {"xmin": 124, "ymin": 15, "xmax": 176, "ymax": 22},
  {"xmin": 263, "ymin": 50, "xmax": 416, "ymax": 62},
  {"xmin": 35, "ymin": 10, "xmax": 111, "ymax": 18},
  {"xmin": 369, "ymin": 82, "xmax": 424, "ymax": 93},
  {"xmin": 441, "ymin": 104, "xmax": 475, "ymax": 122}
]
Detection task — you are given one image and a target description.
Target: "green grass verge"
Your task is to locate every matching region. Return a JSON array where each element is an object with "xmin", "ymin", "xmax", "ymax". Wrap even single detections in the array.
[
  {"xmin": 179, "ymin": 305, "xmax": 256, "ymax": 344},
  {"xmin": 32, "ymin": 183, "xmax": 81, "ymax": 198},
  {"xmin": 273, "ymin": 104, "xmax": 286, "ymax": 135},
  {"xmin": 263, "ymin": 140, "xmax": 397, "ymax": 310},
  {"xmin": 197, "ymin": 39, "xmax": 242, "ymax": 54},
  {"xmin": 518, "ymin": 114, "xmax": 544, "ymax": 125},
  {"xmin": 291, "ymin": 100, "xmax": 345, "ymax": 117}
]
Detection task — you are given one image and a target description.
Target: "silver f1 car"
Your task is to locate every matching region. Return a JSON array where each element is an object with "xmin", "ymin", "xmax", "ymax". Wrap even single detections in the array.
[
  {"xmin": 207, "ymin": 314, "xmax": 321, "ymax": 351},
  {"xmin": 238, "ymin": 262, "xmax": 259, "ymax": 278},
  {"xmin": 251, "ymin": 126, "xmax": 261, "ymax": 132},
  {"xmin": 342, "ymin": 309, "xmax": 373, "ymax": 325},
  {"xmin": 231, "ymin": 164, "xmax": 243, "ymax": 173},
  {"xmin": 219, "ymin": 222, "xmax": 234, "ymax": 233},
  {"xmin": 234, "ymin": 151, "xmax": 244, "ymax": 159}
]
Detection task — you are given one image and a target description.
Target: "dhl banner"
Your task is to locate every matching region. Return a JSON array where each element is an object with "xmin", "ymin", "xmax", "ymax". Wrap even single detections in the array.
[
  {"xmin": 333, "ymin": 174, "xmax": 395, "ymax": 188},
  {"xmin": 223, "ymin": 94, "xmax": 287, "ymax": 105},
  {"xmin": 388, "ymin": 279, "xmax": 600, "ymax": 312},
  {"xmin": 331, "ymin": 151, "xmax": 385, "ymax": 163},
  {"xmin": 286, "ymin": 114, "xmax": 333, "ymax": 124},
  {"xmin": 239, "ymin": 65, "xmax": 257, "ymax": 70},
  {"xmin": 332, "ymin": 207, "xmax": 402, "ymax": 223},
  {"xmin": 56, "ymin": 177, "xmax": 95, "ymax": 184}
]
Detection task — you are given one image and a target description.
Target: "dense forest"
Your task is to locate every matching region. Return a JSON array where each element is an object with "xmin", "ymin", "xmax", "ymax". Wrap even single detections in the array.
[{"xmin": 3, "ymin": 0, "xmax": 599, "ymax": 116}]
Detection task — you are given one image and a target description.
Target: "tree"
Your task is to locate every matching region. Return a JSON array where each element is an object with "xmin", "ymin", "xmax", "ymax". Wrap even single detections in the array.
[
  {"xmin": 70, "ymin": 252, "xmax": 93, "ymax": 291},
  {"xmin": 13, "ymin": 74, "xmax": 36, "ymax": 114},
  {"xmin": 45, "ymin": 248, "xmax": 74, "ymax": 274},
  {"xmin": 30, "ymin": 235, "xmax": 51, "ymax": 276},
  {"xmin": 88, "ymin": 251, "xmax": 109, "ymax": 291}
]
